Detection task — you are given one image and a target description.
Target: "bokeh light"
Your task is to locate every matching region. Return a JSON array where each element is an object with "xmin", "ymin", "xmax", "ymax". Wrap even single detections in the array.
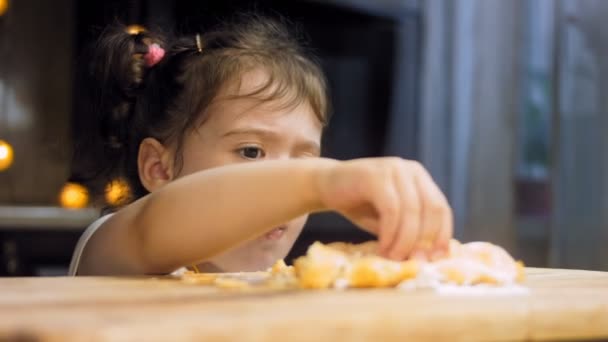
[
  {"xmin": 126, "ymin": 24, "xmax": 146, "ymax": 35},
  {"xmin": 59, "ymin": 182, "xmax": 89, "ymax": 209},
  {"xmin": 0, "ymin": 140, "xmax": 14, "ymax": 171},
  {"xmin": 105, "ymin": 178, "xmax": 131, "ymax": 206},
  {"xmin": 0, "ymin": 0, "xmax": 8, "ymax": 17}
]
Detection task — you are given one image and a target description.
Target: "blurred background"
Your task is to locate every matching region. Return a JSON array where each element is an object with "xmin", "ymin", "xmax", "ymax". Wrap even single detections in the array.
[{"xmin": 0, "ymin": 0, "xmax": 606, "ymax": 276}]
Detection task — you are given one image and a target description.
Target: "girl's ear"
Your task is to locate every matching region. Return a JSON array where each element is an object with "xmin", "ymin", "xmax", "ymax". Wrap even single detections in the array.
[{"xmin": 137, "ymin": 137, "xmax": 175, "ymax": 192}]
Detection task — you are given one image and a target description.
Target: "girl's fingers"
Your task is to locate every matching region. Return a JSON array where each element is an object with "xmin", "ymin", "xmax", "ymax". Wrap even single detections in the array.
[
  {"xmin": 374, "ymin": 178, "xmax": 400, "ymax": 255},
  {"xmin": 386, "ymin": 165, "xmax": 421, "ymax": 260},
  {"xmin": 413, "ymin": 164, "xmax": 453, "ymax": 259},
  {"xmin": 412, "ymin": 169, "xmax": 443, "ymax": 258},
  {"xmin": 433, "ymin": 202, "xmax": 453, "ymax": 258}
]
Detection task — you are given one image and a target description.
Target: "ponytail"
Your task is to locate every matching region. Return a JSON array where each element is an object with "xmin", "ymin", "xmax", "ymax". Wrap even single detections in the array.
[{"xmin": 71, "ymin": 24, "xmax": 166, "ymax": 204}]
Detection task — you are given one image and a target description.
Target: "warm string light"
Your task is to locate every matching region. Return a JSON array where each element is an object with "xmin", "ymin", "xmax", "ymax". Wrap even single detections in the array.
[
  {"xmin": 59, "ymin": 182, "xmax": 89, "ymax": 209},
  {"xmin": 105, "ymin": 178, "xmax": 131, "ymax": 206},
  {"xmin": 126, "ymin": 24, "xmax": 146, "ymax": 35},
  {"xmin": 0, "ymin": 139, "xmax": 13, "ymax": 171},
  {"xmin": 0, "ymin": 0, "xmax": 8, "ymax": 17}
]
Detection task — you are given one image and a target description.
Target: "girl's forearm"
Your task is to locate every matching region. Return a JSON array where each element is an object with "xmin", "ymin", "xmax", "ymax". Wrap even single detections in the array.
[{"xmin": 133, "ymin": 158, "xmax": 337, "ymax": 272}]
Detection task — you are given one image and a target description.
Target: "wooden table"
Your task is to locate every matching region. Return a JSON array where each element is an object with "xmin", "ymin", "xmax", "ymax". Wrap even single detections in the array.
[{"xmin": 0, "ymin": 268, "xmax": 607, "ymax": 341}]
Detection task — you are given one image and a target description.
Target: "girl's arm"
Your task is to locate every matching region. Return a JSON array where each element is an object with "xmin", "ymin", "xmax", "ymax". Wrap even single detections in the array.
[{"xmin": 78, "ymin": 158, "xmax": 452, "ymax": 275}]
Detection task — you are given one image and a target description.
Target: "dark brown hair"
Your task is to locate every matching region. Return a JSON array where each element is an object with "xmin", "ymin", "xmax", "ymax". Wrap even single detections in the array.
[{"xmin": 72, "ymin": 14, "xmax": 329, "ymax": 205}]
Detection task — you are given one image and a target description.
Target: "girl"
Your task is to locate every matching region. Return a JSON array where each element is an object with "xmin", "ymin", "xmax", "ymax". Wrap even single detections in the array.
[{"xmin": 69, "ymin": 15, "xmax": 453, "ymax": 276}]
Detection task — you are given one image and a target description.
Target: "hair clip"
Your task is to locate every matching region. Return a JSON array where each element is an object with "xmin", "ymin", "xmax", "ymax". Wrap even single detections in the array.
[
  {"xmin": 195, "ymin": 33, "xmax": 203, "ymax": 53},
  {"xmin": 144, "ymin": 43, "xmax": 165, "ymax": 67}
]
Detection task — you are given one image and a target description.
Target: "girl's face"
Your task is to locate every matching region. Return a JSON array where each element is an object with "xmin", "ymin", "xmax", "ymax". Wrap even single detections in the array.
[{"xmin": 173, "ymin": 70, "xmax": 323, "ymax": 272}]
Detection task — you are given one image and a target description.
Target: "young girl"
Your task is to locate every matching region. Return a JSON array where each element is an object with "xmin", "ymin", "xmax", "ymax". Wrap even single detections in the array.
[{"xmin": 69, "ymin": 15, "xmax": 453, "ymax": 276}]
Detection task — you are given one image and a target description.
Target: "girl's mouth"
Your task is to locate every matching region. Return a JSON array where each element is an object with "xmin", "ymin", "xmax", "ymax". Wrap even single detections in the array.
[{"xmin": 264, "ymin": 226, "xmax": 287, "ymax": 240}]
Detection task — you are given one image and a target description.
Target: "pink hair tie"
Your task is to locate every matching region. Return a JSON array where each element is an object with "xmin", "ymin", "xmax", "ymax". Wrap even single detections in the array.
[{"xmin": 144, "ymin": 43, "xmax": 165, "ymax": 67}]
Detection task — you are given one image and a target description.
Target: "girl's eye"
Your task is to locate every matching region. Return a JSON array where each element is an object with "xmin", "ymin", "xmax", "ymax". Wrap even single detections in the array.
[{"xmin": 238, "ymin": 146, "xmax": 265, "ymax": 160}]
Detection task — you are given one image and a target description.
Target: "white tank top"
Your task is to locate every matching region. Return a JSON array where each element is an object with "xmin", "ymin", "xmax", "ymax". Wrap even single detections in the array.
[
  {"xmin": 68, "ymin": 214, "xmax": 188, "ymax": 276},
  {"xmin": 68, "ymin": 214, "xmax": 114, "ymax": 276}
]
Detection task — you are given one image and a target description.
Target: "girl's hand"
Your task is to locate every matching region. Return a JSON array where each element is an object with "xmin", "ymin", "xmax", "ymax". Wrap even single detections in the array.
[{"xmin": 316, "ymin": 158, "xmax": 453, "ymax": 261}]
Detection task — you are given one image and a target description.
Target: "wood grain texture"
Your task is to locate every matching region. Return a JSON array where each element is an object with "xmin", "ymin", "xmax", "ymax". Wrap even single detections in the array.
[{"xmin": 0, "ymin": 268, "xmax": 607, "ymax": 341}]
